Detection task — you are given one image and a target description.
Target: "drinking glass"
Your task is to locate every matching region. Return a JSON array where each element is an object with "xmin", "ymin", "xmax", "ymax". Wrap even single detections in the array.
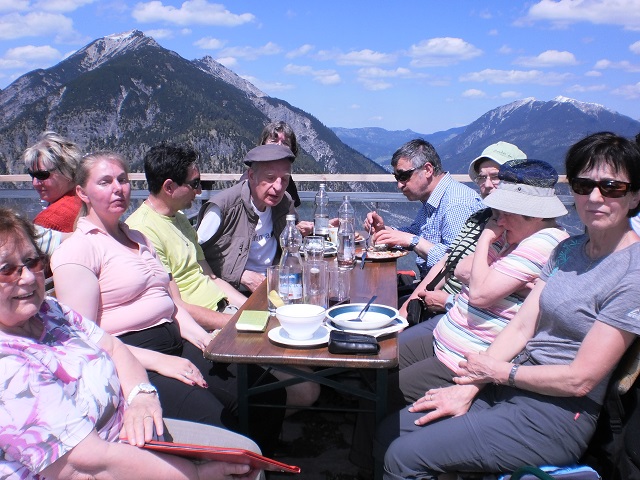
[
  {"xmin": 303, "ymin": 261, "xmax": 328, "ymax": 308},
  {"xmin": 328, "ymin": 265, "xmax": 351, "ymax": 307},
  {"xmin": 304, "ymin": 235, "xmax": 325, "ymax": 263},
  {"xmin": 266, "ymin": 265, "xmax": 288, "ymax": 314}
]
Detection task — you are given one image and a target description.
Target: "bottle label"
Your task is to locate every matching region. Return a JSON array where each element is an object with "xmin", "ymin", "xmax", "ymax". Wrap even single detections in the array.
[{"xmin": 286, "ymin": 272, "xmax": 303, "ymax": 300}]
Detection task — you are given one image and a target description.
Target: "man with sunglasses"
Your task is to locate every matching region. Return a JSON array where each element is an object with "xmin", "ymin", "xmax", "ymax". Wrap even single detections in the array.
[
  {"xmin": 126, "ymin": 144, "xmax": 246, "ymax": 332},
  {"xmin": 365, "ymin": 139, "xmax": 483, "ymax": 280}
]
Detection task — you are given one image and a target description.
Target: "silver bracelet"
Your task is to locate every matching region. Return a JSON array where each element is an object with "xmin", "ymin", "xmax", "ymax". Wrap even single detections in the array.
[{"xmin": 508, "ymin": 364, "xmax": 520, "ymax": 387}]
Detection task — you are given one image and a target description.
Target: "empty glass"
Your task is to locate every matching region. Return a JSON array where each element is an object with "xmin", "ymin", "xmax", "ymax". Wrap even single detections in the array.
[
  {"xmin": 266, "ymin": 265, "xmax": 288, "ymax": 314},
  {"xmin": 303, "ymin": 235, "xmax": 325, "ymax": 263},
  {"xmin": 303, "ymin": 261, "xmax": 328, "ymax": 308}
]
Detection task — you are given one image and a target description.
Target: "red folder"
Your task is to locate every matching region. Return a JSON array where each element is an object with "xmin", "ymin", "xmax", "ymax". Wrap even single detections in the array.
[{"xmin": 139, "ymin": 440, "xmax": 301, "ymax": 473}]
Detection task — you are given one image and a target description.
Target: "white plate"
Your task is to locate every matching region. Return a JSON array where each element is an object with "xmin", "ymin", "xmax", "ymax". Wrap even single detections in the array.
[
  {"xmin": 268, "ymin": 325, "xmax": 330, "ymax": 347},
  {"xmin": 326, "ymin": 316, "xmax": 409, "ymax": 337},
  {"xmin": 326, "ymin": 303, "xmax": 399, "ymax": 330}
]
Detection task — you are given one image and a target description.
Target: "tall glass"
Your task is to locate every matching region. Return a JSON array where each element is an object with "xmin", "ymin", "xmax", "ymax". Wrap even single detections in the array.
[
  {"xmin": 266, "ymin": 265, "xmax": 288, "ymax": 314},
  {"xmin": 303, "ymin": 261, "xmax": 328, "ymax": 308},
  {"xmin": 328, "ymin": 265, "xmax": 351, "ymax": 307},
  {"xmin": 303, "ymin": 235, "xmax": 325, "ymax": 263}
]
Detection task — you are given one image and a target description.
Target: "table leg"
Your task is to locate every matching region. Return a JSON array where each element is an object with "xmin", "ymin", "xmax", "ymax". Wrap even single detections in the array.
[
  {"xmin": 374, "ymin": 368, "xmax": 389, "ymax": 480},
  {"xmin": 237, "ymin": 363, "xmax": 249, "ymax": 435}
]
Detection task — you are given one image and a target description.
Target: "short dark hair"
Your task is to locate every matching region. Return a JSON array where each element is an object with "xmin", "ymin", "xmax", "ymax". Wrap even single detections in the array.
[
  {"xmin": 565, "ymin": 131, "xmax": 640, "ymax": 217},
  {"xmin": 391, "ymin": 138, "xmax": 443, "ymax": 175},
  {"xmin": 144, "ymin": 144, "xmax": 199, "ymax": 194},
  {"xmin": 259, "ymin": 121, "xmax": 299, "ymax": 157},
  {"xmin": 0, "ymin": 207, "xmax": 41, "ymax": 255}
]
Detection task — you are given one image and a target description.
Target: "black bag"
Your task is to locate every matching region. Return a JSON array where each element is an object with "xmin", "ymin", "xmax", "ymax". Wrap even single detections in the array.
[
  {"xmin": 406, "ymin": 298, "xmax": 432, "ymax": 327},
  {"xmin": 582, "ymin": 340, "xmax": 640, "ymax": 480},
  {"xmin": 327, "ymin": 330, "xmax": 380, "ymax": 355}
]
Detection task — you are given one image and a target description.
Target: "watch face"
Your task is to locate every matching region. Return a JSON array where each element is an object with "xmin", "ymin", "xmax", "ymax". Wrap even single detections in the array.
[{"xmin": 139, "ymin": 383, "xmax": 156, "ymax": 393}]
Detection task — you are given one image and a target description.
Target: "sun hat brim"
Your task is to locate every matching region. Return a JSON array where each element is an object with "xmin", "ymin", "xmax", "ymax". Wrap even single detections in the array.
[{"xmin": 483, "ymin": 182, "xmax": 568, "ymax": 218}]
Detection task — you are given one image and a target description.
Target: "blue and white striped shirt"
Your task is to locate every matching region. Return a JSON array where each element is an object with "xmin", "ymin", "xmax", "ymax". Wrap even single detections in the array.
[{"xmin": 399, "ymin": 173, "xmax": 483, "ymax": 278}]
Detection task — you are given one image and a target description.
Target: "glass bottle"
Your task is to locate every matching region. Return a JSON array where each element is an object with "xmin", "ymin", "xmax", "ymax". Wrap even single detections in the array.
[
  {"xmin": 279, "ymin": 214, "xmax": 304, "ymax": 303},
  {"xmin": 313, "ymin": 183, "xmax": 330, "ymax": 241},
  {"xmin": 337, "ymin": 195, "xmax": 356, "ymax": 270}
]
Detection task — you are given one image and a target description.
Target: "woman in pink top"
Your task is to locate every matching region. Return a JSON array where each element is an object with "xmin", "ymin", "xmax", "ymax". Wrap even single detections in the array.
[{"xmin": 51, "ymin": 151, "xmax": 285, "ymax": 454}]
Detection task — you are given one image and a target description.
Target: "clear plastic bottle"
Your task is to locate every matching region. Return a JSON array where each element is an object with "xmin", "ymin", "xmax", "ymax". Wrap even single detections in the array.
[
  {"xmin": 337, "ymin": 195, "xmax": 356, "ymax": 270},
  {"xmin": 313, "ymin": 183, "xmax": 330, "ymax": 240},
  {"xmin": 279, "ymin": 214, "xmax": 304, "ymax": 303}
]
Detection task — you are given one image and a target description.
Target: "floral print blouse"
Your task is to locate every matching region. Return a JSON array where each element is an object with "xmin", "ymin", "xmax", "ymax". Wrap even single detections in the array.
[{"xmin": 0, "ymin": 297, "xmax": 125, "ymax": 478}]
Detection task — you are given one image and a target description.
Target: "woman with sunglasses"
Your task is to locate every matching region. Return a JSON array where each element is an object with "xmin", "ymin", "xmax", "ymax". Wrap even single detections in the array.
[
  {"xmin": 51, "ymin": 152, "xmax": 286, "ymax": 455},
  {"xmin": 22, "ymin": 131, "xmax": 83, "ymax": 233},
  {"xmin": 377, "ymin": 132, "xmax": 640, "ymax": 479},
  {"xmin": 0, "ymin": 207, "xmax": 264, "ymax": 480}
]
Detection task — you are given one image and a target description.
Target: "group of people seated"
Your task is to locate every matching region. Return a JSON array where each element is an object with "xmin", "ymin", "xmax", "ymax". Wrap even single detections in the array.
[{"xmin": 2, "ymin": 124, "xmax": 640, "ymax": 479}]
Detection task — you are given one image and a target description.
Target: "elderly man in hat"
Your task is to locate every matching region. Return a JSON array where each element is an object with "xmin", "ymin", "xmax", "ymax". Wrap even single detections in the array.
[{"xmin": 197, "ymin": 144, "xmax": 297, "ymax": 293}]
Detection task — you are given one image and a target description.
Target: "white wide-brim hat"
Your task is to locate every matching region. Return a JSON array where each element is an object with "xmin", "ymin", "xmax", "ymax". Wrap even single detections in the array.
[{"xmin": 483, "ymin": 159, "xmax": 568, "ymax": 218}]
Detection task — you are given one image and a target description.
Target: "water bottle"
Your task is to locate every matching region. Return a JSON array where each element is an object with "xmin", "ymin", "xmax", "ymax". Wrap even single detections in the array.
[
  {"xmin": 313, "ymin": 183, "xmax": 330, "ymax": 240},
  {"xmin": 279, "ymin": 214, "xmax": 304, "ymax": 303},
  {"xmin": 337, "ymin": 195, "xmax": 356, "ymax": 270}
]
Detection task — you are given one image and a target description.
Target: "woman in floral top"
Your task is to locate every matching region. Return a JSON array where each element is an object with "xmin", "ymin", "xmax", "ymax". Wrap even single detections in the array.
[{"xmin": 0, "ymin": 208, "xmax": 259, "ymax": 479}]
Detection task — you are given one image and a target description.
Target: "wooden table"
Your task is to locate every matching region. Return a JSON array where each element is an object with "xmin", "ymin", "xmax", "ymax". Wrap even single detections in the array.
[{"xmin": 204, "ymin": 258, "xmax": 399, "ymax": 436}]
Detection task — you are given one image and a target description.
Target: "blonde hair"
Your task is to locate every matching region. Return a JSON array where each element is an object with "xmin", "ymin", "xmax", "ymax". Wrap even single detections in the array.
[{"xmin": 22, "ymin": 131, "xmax": 82, "ymax": 181}]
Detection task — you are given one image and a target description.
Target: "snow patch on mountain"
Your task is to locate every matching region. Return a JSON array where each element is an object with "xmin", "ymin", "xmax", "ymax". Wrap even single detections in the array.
[{"xmin": 73, "ymin": 30, "xmax": 159, "ymax": 72}]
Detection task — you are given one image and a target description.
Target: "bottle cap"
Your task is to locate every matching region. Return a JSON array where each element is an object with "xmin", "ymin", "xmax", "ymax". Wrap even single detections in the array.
[{"xmin": 286, "ymin": 214, "xmax": 296, "ymax": 221}]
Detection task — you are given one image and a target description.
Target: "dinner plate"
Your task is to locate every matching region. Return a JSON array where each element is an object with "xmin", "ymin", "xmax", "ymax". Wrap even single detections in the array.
[
  {"xmin": 268, "ymin": 325, "xmax": 330, "ymax": 347},
  {"xmin": 326, "ymin": 316, "xmax": 409, "ymax": 337},
  {"xmin": 365, "ymin": 249, "xmax": 410, "ymax": 261},
  {"xmin": 326, "ymin": 303, "xmax": 399, "ymax": 330}
]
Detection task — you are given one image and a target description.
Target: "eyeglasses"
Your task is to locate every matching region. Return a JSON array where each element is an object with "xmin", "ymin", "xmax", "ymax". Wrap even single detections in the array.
[
  {"xmin": 0, "ymin": 256, "xmax": 46, "ymax": 283},
  {"xmin": 27, "ymin": 169, "xmax": 51, "ymax": 181},
  {"xmin": 183, "ymin": 177, "xmax": 201, "ymax": 190},
  {"xmin": 475, "ymin": 174, "xmax": 500, "ymax": 186},
  {"xmin": 394, "ymin": 168, "xmax": 417, "ymax": 183},
  {"xmin": 570, "ymin": 177, "xmax": 631, "ymax": 199}
]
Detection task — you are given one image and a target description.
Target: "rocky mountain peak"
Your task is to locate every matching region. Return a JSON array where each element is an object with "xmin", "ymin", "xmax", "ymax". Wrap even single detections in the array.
[
  {"xmin": 194, "ymin": 56, "xmax": 266, "ymax": 99},
  {"xmin": 72, "ymin": 30, "xmax": 160, "ymax": 72}
]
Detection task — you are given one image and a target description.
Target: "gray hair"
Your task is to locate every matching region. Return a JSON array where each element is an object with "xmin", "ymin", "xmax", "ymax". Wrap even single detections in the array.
[
  {"xmin": 391, "ymin": 138, "xmax": 443, "ymax": 175},
  {"xmin": 22, "ymin": 131, "xmax": 82, "ymax": 181}
]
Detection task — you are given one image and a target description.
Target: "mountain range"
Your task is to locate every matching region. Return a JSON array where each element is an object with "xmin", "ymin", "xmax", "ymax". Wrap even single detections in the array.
[{"xmin": 1, "ymin": 30, "xmax": 638, "ymax": 185}]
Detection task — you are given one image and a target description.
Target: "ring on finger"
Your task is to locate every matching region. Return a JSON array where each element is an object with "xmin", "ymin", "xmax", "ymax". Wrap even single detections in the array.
[{"xmin": 430, "ymin": 394, "xmax": 434, "ymax": 401}]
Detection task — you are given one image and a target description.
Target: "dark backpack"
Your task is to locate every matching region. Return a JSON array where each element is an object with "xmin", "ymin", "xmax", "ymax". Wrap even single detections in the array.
[{"xmin": 582, "ymin": 340, "xmax": 640, "ymax": 480}]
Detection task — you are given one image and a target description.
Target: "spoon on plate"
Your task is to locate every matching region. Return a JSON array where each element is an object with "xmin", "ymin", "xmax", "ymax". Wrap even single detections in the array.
[{"xmin": 349, "ymin": 295, "xmax": 377, "ymax": 322}]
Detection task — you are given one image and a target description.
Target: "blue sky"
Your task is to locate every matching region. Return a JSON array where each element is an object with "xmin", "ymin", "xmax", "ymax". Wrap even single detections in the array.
[{"xmin": 0, "ymin": 0, "xmax": 639, "ymax": 133}]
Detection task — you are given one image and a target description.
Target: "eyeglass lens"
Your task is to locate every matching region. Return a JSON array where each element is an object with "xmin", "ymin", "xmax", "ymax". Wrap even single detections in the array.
[
  {"xmin": 186, "ymin": 177, "xmax": 201, "ymax": 189},
  {"xmin": 570, "ymin": 178, "xmax": 631, "ymax": 199},
  {"xmin": 0, "ymin": 256, "xmax": 46, "ymax": 282},
  {"xmin": 475, "ymin": 174, "xmax": 500, "ymax": 185},
  {"xmin": 28, "ymin": 169, "xmax": 51, "ymax": 181},
  {"xmin": 394, "ymin": 168, "xmax": 416, "ymax": 182}
]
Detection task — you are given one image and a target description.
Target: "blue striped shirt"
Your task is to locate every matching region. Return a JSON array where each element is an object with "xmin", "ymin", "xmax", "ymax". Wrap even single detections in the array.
[{"xmin": 399, "ymin": 173, "xmax": 483, "ymax": 278}]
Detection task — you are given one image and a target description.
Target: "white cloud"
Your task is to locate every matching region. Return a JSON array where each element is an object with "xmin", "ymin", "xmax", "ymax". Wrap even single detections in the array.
[
  {"xmin": 594, "ymin": 59, "xmax": 640, "ymax": 72},
  {"xmin": 216, "ymin": 56, "xmax": 236, "ymax": 67},
  {"xmin": 335, "ymin": 49, "xmax": 396, "ymax": 66},
  {"xmin": 630, "ymin": 41, "xmax": 640, "ymax": 54},
  {"xmin": 514, "ymin": 50, "xmax": 578, "ymax": 67},
  {"xmin": 132, "ymin": 0, "xmax": 255, "ymax": 27},
  {"xmin": 350, "ymin": 104, "xmax": 360, "ymax": 110},
  {"xmin": 585, "ymin": 70, "xmax": 602, "ymax": 77},
  {"xmin": 460, "ymin": 68, "xmax": 572, "ymax": 85},
  {"xmin": 218, "ymin": 42, "xmax": 280, "ymax": 60},
  {"xmin": 146, "ymin": 29, "xmax": 174, "ymax": 39},
  {"xmin": 611, "ymin": 81, "xmax": 640, "ymax": 98},
  {"xmin": 369, "ymin": 115, "xmax": 384, "ymax": 122},
  {"xmin": 286, "ymin": 44, "xmax": 314, "ymax": 59},
  {"xmin": 566, "ymin": 83, "xmax": 607, "ymax": 92},
  {"xmin": 0, "ymin": 0, "xmax": 29, "ymax": 11},
  {"xmin": 408, "ymin": 37, "xmax": 482, "ymax": 67},
  {"xmin": 500, "ymin": 91, "xmax": 522, "ymax": 98},
  {"xmin": 0, "ymin": 12, "xmax": 76, "ymax": 40},
  {"xmin": 0, "ymin": 44, "xmax": 61, "ymax": 71},
  {"xmin": 358, "ymin": 78, "xmax": 392, "ymax": 91},
  {"xmin": 499, "ymin": 45, "xmax": 513, "ymax": 55},
  {"xmin": 284, "ymin": 63, "xmax": 341, "ymax": 85},
  {"xmin": 527, "ymin": 0, "xmax": 640, "ymax": 31},
  {"xmin": 194, "ymin": 37, "xmax": 225, "ymax": 49},
  {"xmin": 33, "ymin": 0, "xmax": 95, "ymax": 13},
  {"xmin": 240, "ymin": 75, "xmax": 294, "ymax": 92},
  {"xmin": 488, "ymin": 29, "xmax": 498, "ymax": 36},
  {"xmin": 462, "ymin": 89, "xmax": 486, "ymax": 98},
  {"xmin": 357, "ymin": 67, "xmax": 413, "ymax": 79}
]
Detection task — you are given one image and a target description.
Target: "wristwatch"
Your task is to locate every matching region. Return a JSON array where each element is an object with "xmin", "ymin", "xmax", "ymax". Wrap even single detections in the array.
[
  {"xmin": 127, "ymin": 382, "xmax": 158, "ymax": 405},
  {"xmin": 408, "ymin": 235, "xmax": 420, "ymax": 250}
]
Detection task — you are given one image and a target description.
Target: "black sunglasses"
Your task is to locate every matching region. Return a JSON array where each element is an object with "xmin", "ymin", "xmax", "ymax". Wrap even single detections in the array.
[
  {"xmin": 570, "ymin": 177, "xmax": 631, "ymax": 199},
  {"xmin": 183, "ymin": 177, "xmax": 201, "ymax": 190},
  {"xmin": 394, "ymin": 167, "xmax": 417, "ymax": 183},
  {"xmin": 27, "ymin": 169, "xmax": 51, "ymax": 181}
]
